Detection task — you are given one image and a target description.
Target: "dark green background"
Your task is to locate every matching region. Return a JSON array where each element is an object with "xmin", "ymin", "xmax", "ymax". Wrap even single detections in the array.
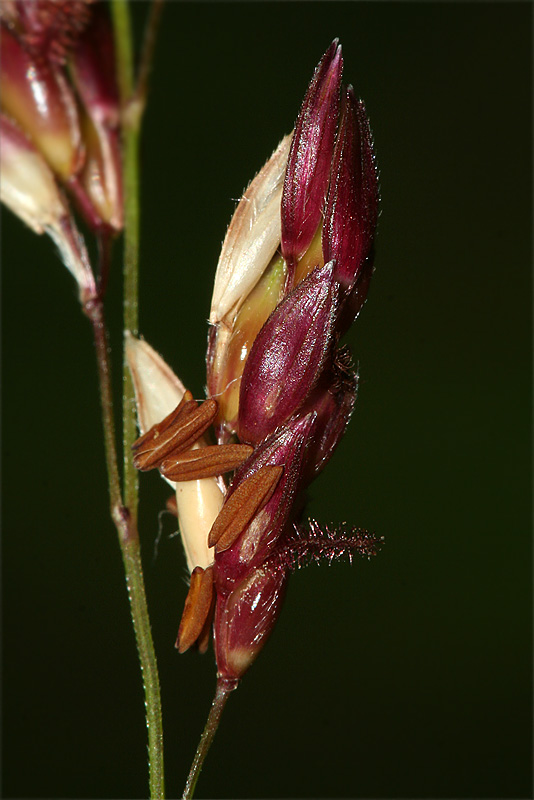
[{"xmin": 2, "ymin": 3, "xmax": 531, "ymax": 798}]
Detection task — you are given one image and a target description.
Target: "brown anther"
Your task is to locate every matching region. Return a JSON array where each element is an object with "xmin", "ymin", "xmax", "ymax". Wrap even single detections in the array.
[
  {"xmin": 133, "ymin": 397, "xmax": 218, "ymax": 471},
  {"xmin": 176, "ymin": 565, "xmax": 215, "ymax": 654},
  {"xmin": 132, "ymin": 390, "xmax": 195, "ymax": 451},
  {"xmin": 196, "ymin": 626, "xmax": 211, "ymax": 655},
  {"xmin": 196, "ymin": 589, "xmax": 216, "ymax": 654},
  {"xmin": 208, "ymin": 464, "xmax": 284, "ymax": 552},
  {"xmin": 160, "ymin": 444, "xmax": 254, "ymax": 482}
]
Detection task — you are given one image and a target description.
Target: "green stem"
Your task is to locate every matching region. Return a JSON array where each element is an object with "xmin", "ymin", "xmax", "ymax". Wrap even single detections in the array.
[
  {"xmin": 121, "ymin": 117, "xmax": 141, "ymax": 518},
  {"xmin": 85, "ymin": 299, "xmax": 123, "ymax": 519},
  {"xmin": 111, "ymin": 2, "xmax": 165, "ymax": 797},
  {"xmin": 134, "ymin": 0, "xmax": 165, "ymax": 116},
  {"xmin": 182, "ymin": 679, "xmax": 238, "ymax": 799},
  {"xmin": 111, "ymin": 0, "xmax": 140, "ymax": 516},
  {"xmin": 110, "ymin": 0, "xmax": 136, "ymax": 113},
  {"xmin": 84, "ymin": 291, "xmax": 164, "ymax": 800},
  {"xmin": 121, "ymin": 537, "xmax": 165, "ymax": 800}
]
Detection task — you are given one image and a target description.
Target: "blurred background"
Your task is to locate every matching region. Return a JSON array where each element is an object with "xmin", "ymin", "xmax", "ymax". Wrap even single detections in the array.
[{"xmin": 2, "ymin": 3, "xmax": 531, "ymax": 798}]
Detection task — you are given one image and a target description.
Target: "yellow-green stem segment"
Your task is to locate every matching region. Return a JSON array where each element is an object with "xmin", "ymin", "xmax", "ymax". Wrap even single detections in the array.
[{"xmin": 110, "ymin": 2, "xmax": 165, "ymax": 797}]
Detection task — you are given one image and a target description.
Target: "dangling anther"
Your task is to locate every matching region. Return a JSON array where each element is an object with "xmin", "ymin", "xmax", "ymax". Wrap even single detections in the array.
[
  {"xmin": 176, "ymin": 565, "xmax": 215, "ymax": 653},
  {"xmin": 208, "ymin": 464, "xmax": 284, "ymax": 552},
  {"xmin": 133, "ymin": 397, "xmax": 218, "ymax": 471},
  {"xmin": 132, "ymin": 390, "xmax": 195, "ymax": 452},
  {"xmin": 160, "ymin": 444, "xmax": 254, "ymax": 482}
]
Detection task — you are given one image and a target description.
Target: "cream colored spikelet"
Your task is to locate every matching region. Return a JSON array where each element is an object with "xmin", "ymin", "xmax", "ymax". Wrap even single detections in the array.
[
  {"xmin": 125, "ymin": 333, "xmax": 224, "ymax": 572},
  {"xmin": 209, "ymin": 133, "xmax": 292, "ymax": 325}
]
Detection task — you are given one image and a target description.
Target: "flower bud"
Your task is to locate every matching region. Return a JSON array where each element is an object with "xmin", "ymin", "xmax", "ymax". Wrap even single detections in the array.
[
  {"xmin": 238, "ymin": 260, "xmax": 338, "ymax": 444},
  {"xmin": 323, "ymin": 86, "xmax": 379, "ymax": 294},
  {"xmin": 126, "ymin": 334, "xmax": 224, "ymax": 572},
  {"xmin": 214, "ymin": 564, "xmax": 287, "ymax": 680},
  {"xmin": 0, "ymin": 23, "xmax": 82, "ymax": 180},
  {"xmin": 281, "ymin": 39, "xmax": 342, "ymax": 275},
  {"xmin": 0, "ymin": 113, "xmax": 95, "ymax": 302}
]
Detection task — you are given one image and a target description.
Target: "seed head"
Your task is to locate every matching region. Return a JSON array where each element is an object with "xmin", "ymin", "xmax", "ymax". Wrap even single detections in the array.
[{"xmin": 131, "ymin": 40, "xmax": 381, "ymax": 682}]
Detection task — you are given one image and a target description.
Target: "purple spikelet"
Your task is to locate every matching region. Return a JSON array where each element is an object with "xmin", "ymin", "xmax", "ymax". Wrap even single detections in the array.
[
  {"xmin": 133, "ymin": 40, "xmax": 382, "ymax": 683},
  {"xmin": 207, "ymin": 41, "xmax": 381, "ymax": 679}
]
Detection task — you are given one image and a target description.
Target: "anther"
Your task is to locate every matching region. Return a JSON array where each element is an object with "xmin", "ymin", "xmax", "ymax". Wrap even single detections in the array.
[
  {"xmin": 133, "ymin": 397, "xmax": 218, "ymax": 471},
  {"xmin": 208, "ymin": 464, "xmax": 284, "ymax": 552},
  {"xmin": 176, "ymin": 565, "xmax": 215, "ymax": 653},
  {"xmin": 160, "ymin": 444, "xmax": 253, "ymax": 482},
  {"xmin": 132, "ymin": 390, "xmax": 195, "ymax": 451}
]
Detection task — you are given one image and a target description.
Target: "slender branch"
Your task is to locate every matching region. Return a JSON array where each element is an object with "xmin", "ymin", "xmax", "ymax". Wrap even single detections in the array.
[
  {"xmin": 121, "ymin": 537, "xmax": 165, "ymax": 800},
  {"xmin": 110, "ymin": 2, "xmax": 165, "ymax": 797},
  {"xmin": 110, "ymin": 0, "xmax": 135, "ymax": 116},
  {"xmin": 111, "ymin": 0, "xmax": 140, "ymax": 518},
  {"xmin": 83, "ymin": 289, "xmax": 164, "ymax": 799},
  {"xmin": 121, "ymin": 117, "xmax": 141, "ymax": 518},
  {"xmin": 84, "ymin": 296, "xmax": 127, "ymax": 533},
  {"xmin": 183, "ymin": 679, "xmax": 238, "ymax": 800},
  {"xmin": 134, "ymin": 0, "xmax": 165, "ymax": 115},
  {"xmin": 113, "ymin": 0, "xmax": 164, "ymax": 517},
  {"xmin": 96, "ymin": 227, "xmax": 113, "ymax": 299}
]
